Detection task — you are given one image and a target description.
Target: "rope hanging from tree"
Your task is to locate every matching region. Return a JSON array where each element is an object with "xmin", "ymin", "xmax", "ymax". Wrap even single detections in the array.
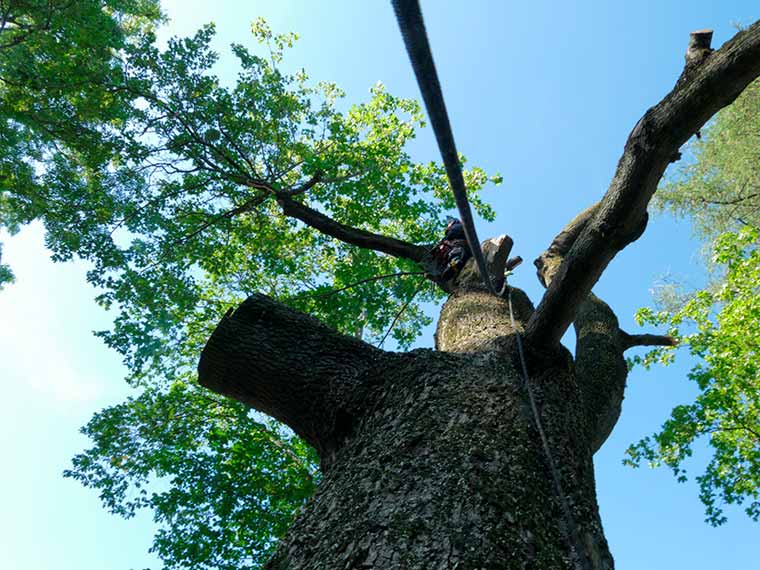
[
  {"xmin": 391, "ymin": 2, "xmax": 590, "ymax": 568},
  {"xmin": 390, "ymin": 0, "xmax": 497, "ymax": 295}
]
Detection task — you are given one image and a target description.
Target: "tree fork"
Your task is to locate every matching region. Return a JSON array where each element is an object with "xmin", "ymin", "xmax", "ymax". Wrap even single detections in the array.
[
  {"xmin": 535, "ymin": 205, "xmax": 677, "ymax": 453},
  {"xmin": 526, "ymin": 22, "xmax": 760, "ymax": 347},
  {"xmin": 199, "ymin": 285, "xmax": 615, "ymax": 569}
]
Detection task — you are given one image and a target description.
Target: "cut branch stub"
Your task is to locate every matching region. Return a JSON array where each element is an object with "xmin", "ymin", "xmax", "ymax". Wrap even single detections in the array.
[
  {"xmin": 526, "ymin": 21, "xmax": 760, "ymax": 348},
  {"xmin": 453, "ymin": 234, "xmax": 513, "ymax": 291},
  {"xmin": 687, "ymin": 29, "xmax": 714, "ymax": 64},
  {"xmin": 198, "ymin": 293, "xmax": 388, "ymax": 468}
]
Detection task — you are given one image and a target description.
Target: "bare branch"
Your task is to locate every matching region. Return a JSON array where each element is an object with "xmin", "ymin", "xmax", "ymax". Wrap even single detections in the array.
[
  {"xmin": 277, "ymin": 195, "xmax": 429, "ymax": 263},
  {"xmin": 526, "ymin": 22, "xmax": 760, "ymax": 347},
  {"xmin": 620, "ymin": 332, "xmax": 677, "ymax": 350}
]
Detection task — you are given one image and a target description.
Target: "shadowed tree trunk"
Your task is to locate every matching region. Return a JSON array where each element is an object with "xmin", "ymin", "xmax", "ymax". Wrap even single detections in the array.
[
  {"xmin": 198, "ymin": 239, "xmax": 658, "ymax": 569},
  {"xmin": 197, "ymin": 22, "xmax": 759, "ymax": 570},
  {"xmin": 201, "ymin": 283, "xmax": 614, "ymax": 569}
]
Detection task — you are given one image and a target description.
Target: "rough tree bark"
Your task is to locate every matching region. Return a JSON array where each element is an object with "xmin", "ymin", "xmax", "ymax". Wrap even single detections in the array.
[
  {"xmin": 198, "ymin": 236, "xmax": 667, "ymax": 569},
  {"xmin": 198, "ymin": 24, "xmax": 760, "ymax": 570},
  {"xmin": 201, "ymin": 245, "xmax": 618, "ymax": 569}
]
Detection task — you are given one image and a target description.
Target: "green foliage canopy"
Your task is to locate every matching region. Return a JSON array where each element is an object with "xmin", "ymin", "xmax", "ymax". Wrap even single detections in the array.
[
  {"xmin": 629, "ymin": 79, "xmax": 760, "ymax": 526},
  {"xmin": 0, "ymin": 17, "xmax": 500, "ymax": 569},
  {"xmin": 66, "ymin": 382, "xmax": 319, "ymax": 570},
  {"xmin": 51, "ymin": 20, "xmax": 497, "ymax": 378},
  {"xmin": 0, "ymin": 0, "xmax": 163, "ymax": 286}
]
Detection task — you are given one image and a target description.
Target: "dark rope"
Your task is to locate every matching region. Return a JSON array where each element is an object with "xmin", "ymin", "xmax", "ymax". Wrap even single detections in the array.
[
  {"xmin": 392, "ymin": 2, "xmax": 591, "ymax": 568},
  {"xmin": 508, "ymin": 289, "xmax": 588, "ymax": 570},
  {"xmin": 391, "ymin": 0, "xmax": 497, "ymax": 295},
  {"xmin": 378, "ymin": 277, "xmax": 426, "ymax": 348}
]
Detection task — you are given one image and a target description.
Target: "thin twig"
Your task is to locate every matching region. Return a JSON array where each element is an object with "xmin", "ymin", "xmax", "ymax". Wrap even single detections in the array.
[{"xmin": 300, "ymin": 271, "xmax": 425, "ymax": 300}]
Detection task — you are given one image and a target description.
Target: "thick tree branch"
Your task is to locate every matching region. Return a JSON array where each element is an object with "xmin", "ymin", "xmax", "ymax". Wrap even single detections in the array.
[
  {"xmin": 221, "ymin": 172, "xmax": 434, "ymax": 269},
  {"xmin": 573, "ymin": 300, "xmax": 677, "ymax": 454},
  {"xmin": 576, "ymin": 305, "xmax": 677, "ymax": 453},
  {"xmin": 573, "ymin": 294, "xmax": 628, "ymax": 454},
  {"xmin": 281, "ymin": 172, "xmax": 323, "ymax": 197},
  {"xmin": 198, "ymin": 294, "xmax": 390, "ymax": 470},
  {"xmin": 536, "ymin": 226, "xmax": 631, "ymax": 453},
  {"xmin": 619, "ymin": 331, "xmax": 677, "ymax": 350},
  {"xmin": 277, "ymin": 195, "xmax": 429, "ymax": 263},
  {"xmin": 537, "ymin": 213, "xmax": 678, "ymax": 452},
  {"xmin": 527, "ymin": 22, "xmax": 760, "ymax": 347}
]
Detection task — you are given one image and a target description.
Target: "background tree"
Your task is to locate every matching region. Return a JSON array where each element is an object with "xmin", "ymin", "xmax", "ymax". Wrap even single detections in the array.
[
  {"xmin": 0, "ymin": 0, "xmax": 162, "ymax": 286},
  {"xmin": 628, "ymin": 77, "xmax": 760, "ymax": 526},
  {"xmin": 61, "ymin": 19, "xmax": 498, "ymax": 570}
]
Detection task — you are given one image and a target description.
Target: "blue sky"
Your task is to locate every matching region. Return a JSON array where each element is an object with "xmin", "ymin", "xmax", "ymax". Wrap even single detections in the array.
[{"xmin": 1, "ymin": 1, "xmax": 758, "ymax": 568}]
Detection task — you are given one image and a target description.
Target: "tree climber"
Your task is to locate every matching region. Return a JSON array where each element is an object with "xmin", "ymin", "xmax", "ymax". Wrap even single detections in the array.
[
  {"xmin": 432, "ymin": 218, "xmax": 472, "ymax": 280},
  {"xmin": 432, "ymin": 218, "xmax": 524, "ymax": 282}
]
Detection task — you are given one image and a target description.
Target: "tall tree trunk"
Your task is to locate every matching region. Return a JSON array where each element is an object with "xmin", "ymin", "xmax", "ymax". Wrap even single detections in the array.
[
  {"xmin": 200, "ymin": 283, "xmax": 615, "ymax": 569},
  {"xmin": 196, "ymin": 21, "xmax": 760, "ymax": 569}
]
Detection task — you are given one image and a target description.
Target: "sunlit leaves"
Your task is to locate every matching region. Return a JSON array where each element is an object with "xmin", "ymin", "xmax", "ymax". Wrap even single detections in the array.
[
  {"xmin": 6, "ymin": 14, "xmax": 502, "ymax": 568},
  {"xmin": 64, "ymin": 19, "xmax": 500, "ymax": 380},
  {"xmin": 0, "ymin": 0, "xmax": 162, "ymax": 285},
  {"xmin": 629, "ymin": 229, "xmax": 760, "ymax": 525},
  {"xmin": 65, "ymin": 381, "xmax": 318, "ymax": 570},
  {"xmin": 630, "ymin": 79, "xmax": 760, "ymax": 525}
]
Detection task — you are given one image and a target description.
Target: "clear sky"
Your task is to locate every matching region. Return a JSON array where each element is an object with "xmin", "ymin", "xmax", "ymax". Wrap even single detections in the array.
[{"xmin": 1, "ymin": 1, "xmax": 758, "ymax": 568}]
